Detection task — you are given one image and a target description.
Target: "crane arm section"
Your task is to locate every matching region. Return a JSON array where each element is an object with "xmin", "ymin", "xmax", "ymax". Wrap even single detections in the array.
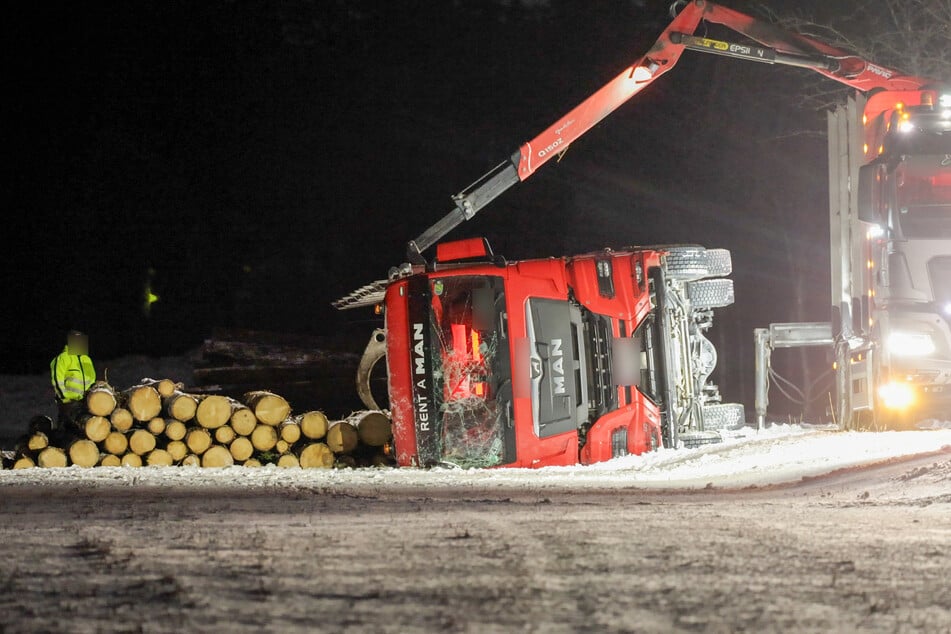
[{"xmin": 407, "ymin": 0, "xmax": 934, "ymax": 260}]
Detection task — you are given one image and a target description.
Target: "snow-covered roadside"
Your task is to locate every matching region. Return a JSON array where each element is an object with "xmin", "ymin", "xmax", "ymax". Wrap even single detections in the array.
[{"xmin": 3, "ymin": 422, "xmax": 950, "ymax": 491}]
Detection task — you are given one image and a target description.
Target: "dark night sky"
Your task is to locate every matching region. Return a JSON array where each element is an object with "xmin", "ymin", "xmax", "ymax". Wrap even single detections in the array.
[{"xmin": 5, "ymin": 0, "xmax": 840, "ymax": 415}]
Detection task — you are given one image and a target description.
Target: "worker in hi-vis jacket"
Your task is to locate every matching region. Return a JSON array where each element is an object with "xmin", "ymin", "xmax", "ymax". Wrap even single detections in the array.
[{"xmin": 50, "ymin": 330, "xmax": 96, "ymax": 432}]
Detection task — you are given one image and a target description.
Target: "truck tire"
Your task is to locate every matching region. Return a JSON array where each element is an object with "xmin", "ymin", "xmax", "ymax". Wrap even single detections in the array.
[
  {"xmin": 663, "ymin": 246, "xmax": 710, "ymax": 281},
  {"xmin": 703, "ymin": 248, "xmax": 732, "ymax": 278},
  {"xmin": 687, "ymin": 278, "xmax": 734, "ymax": 309},
  {"xmin": 702, "ymin": 403, "xmax": 745, "ymax": 431}
]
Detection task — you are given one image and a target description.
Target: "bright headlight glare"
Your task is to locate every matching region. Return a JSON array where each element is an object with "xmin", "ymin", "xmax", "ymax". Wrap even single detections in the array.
[
  {"xmin": 940, "ymin": 94, "xmax": 951, "ymax": 108},
  {"xmin": 878, "ymin": 381, "xmax": 914, "ymax": 410},
  {"xmin": 887, "ymin": 331, "xmax": 936, "ymax": 356}
]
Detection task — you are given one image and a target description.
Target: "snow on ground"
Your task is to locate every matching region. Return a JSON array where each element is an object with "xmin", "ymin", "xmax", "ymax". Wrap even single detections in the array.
[{"xmin": 3, "ymin": 421, "xmax": 950, "ymax": 491}]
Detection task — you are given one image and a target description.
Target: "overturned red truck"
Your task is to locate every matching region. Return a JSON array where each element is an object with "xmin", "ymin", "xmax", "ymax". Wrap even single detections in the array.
[{"xmin": 335, "ymin": 0, "xmax": 947, "ymax": 466}]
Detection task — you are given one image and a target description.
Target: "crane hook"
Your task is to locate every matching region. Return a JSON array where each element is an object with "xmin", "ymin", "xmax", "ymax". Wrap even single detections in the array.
[{"xmin": 669, "ymin": 0, "xmax": 688, "ymax": 18}]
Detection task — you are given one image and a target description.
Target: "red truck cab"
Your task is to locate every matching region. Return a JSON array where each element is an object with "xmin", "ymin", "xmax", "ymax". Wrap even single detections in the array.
[{"xmin": 379, "ymin": 238, "xmax": 740, "ymax": 468}]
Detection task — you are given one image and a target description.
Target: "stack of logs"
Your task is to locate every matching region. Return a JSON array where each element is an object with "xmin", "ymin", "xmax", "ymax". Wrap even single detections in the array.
[{"xmin": 3, "ymin": 378, "xmax": 394, "ymax": 470}]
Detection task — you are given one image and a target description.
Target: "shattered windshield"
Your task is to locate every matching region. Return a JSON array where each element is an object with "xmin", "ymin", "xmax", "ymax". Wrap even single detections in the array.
[
  {"xmin": 426, "ymin": 275, "xmax": 512, "ymax": 468},
  {"xmin": 895, "ymin": 156, "xmax": 951, "ymax": 238}
]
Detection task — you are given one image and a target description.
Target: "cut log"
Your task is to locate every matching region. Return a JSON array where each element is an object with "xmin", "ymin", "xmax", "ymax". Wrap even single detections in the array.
[
  {"xmin": 13, "ymin": 456, "xmax": 36, "ymax": 469},
  {"xmin": 181, "ymin": 454, "xmax": 201, "ymax": 467},
  {"xmin": 124, "ymin": 385, "xmax": 162, "ymax": 421},
  {"xmin": 196, "ymin": 395, "xmax": 232, "ymax": 429},
  {"xmin": 185, "ymin": 428, "xmax": 213, "ymax": 455},
  {"xmin": 279, "ymin": 420, "xmax": 301, "ymax": 444},
  {"xmin": 110, "ymin": 408, "xmax": 134, "ymax": 433},
  {"xmin": 99, "ymin": 454, "xmax": 121, "ymax": 467},
  {"xmin": 27, "ymin": 432, "xmax": 49, "ymax": 452},
  {"xmin": 146, "ymin": 449, "xmax": 174, "ymax": 466},
  {"xmin": 229, "ymin": 436, "xmax": 254, "ymax": 462},
  {"xmin": 120, "ymin": 453, "xmax": 143, "ymax": 467},
  {"xmin": 350, "ymin": 410, "xmax": 392, "ymax": 447},
  {"xmin": 277, "ymin": 453, "xmax": 300, "ymax": 468},
  {"xmin": 326, "ymin": 420, "xmax": 359, "ymax": 454},
  {"xmin": 142, "ymin": 378, "xmax": 179, "ymax": 398},
  {"xmin": 243, "ymin": 390, "xmax": 291, "ymax": 426},
  {"xmin": 147, "ymin": 417, "xmax": 167, "ymax": 436},
  {"xmin": 166, "ymin": 440, "xmax": 188, "ymax": 462},
  {"xmin": 85, "ymin": 381, "xmax": 118, "ymax": 417},
  {"xmin": 229, "ymin": 406, "xmax": 257, "ymax": 436},
  {"xmin": 201, "ymin": 445, "xmax": 234, "ymax": 468},
  {"xmin": 214, "ymin": 425, "xmax": 236, "ymax": 445},
  {"xmin": 164, "ymin": 392, "xmax": 198, "ymax": 422},
  {"xmin": 83, "ymin": 415, "xmax": 112, "ymax": 443},
  {"xmin": 38, "ymin": 447, "xmax": 68, "ymax": 468},
  {"xmin": 164, "ymin": 419, "xmax": 187, "ymax": 442},
  {"xmin": 274, "ymin": 439, "xmax": 289, "ymax": 454},
  {"xmin": 298, "ymin": 411, "xmax": 329, "ymax": 440},
  {"xmin": 250, "ymin": 424, "xmax": 278, "ymax": 452},
  {"xmin": 298, "ymin": 442, "xmax": 334, "ymax": 469},
  {"xmin": 242, "ymin": 458, "xmax": 262, "ymax": 468},
  {"xmin": 129, "ymin": 429, "xmax": 157, "ymax": 456},
  {"xmin": 103, "ymin": 431, "xmax": 129, "ymax": 456},
  {"xmin": 68, "ymin": 439, "xmax": 99, "ymax": 468}
]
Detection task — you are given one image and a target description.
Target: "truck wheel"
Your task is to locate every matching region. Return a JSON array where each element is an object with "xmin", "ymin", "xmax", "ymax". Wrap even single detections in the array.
[
  {"xmin": 663, "ymin": 246, "xmax": 710, "ymax": 281},
  {"xmin": 687, "ymin": 278, "xmax": 734, "ymax": 309},
  {"xmin": 702, "ymin": 403, "xmax": 745, "ymax": 431},
  {"xmin": 703, "ymin": 248, "xmax": 732, "ymax": 278}
]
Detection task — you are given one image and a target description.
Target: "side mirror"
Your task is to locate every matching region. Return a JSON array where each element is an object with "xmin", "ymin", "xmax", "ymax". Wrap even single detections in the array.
[{"xmin": 857, "ymin": 163, "xmax": 885, "ymax": 223}]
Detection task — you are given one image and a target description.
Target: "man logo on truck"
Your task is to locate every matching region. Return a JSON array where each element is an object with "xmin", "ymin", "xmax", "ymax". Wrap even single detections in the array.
[{"xmin": 551, "ymin": 338, "xmax": 566, "ymax": 395}]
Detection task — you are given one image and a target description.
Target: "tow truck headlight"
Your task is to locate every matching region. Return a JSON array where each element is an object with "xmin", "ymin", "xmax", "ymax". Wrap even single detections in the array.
[
  {"xmin": 878, "ymin": 381, "xmax": 915, "ymax": 410},
  {"xmin": 886, "ymin": 331, "xmax": 936, "ymax": 357},
  {"xmin": 940, "ymin": 94, "xmax": 951, "ymax": 108}
]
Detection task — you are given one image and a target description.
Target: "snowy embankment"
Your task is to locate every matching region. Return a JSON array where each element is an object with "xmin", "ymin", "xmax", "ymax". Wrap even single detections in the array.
[{"xmin": 2, "ymin": 422, "xmax": 950, "ymax": 491}]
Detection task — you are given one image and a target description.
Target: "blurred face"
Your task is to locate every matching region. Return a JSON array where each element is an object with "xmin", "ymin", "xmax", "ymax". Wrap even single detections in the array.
[{"xmin": 67, "ymin": 335, "xmax": 89, "ymax": 355}]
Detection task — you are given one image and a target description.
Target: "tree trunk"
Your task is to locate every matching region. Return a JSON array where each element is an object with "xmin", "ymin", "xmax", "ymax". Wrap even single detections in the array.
[
  {"xmin": 27, "ymin": 432, "xmax": 49, "ymax": 452},
  {"xmin": 99, "ymin": 454, "xmax": 121, "ymax": 467},
  {"xmin": 229, "ymin": 436, "xmax": 254, "ymax": 462},
  {"xmin": 85, "ymin": 381, "xmax": 118, "ymax": 417},
  {"xmin": 243, "ymin": 390, "xmax": 291, "ymax": 426},
  {"xmin": 124, "ymin": 384, "xmax": 163, "ymax": 422},
  {"xmin": 68, "ymin": 439, "xmax": 100, "ymax": 468},
  {"xmin": 229, "ymin": 406, "xmax": 257, "ymax": 436},
  {"xmin": 326, "ymin": 420, "xmax": 359, "ymax": 454},
  {"xmin": 196, "ymin": 395, "xmax": 232, "ymax": 429},
  {"xmin": 275, "ymin": 439, "xmax": 290, "ymax": 455},
  {"xmin": 298, "ymin": 411, "xmax": 328, "ymax": 440},
  {"xmin": 242, "ymin": 458, "xmax": 262, "ymax": 468},
  {"xmin": 164, "ymin": 419, "xmax": 187, "ymax": 442},
  {"xmin": 214, "ymin": 425, "xmax": 236, "ymax": 445},
  {"xmin": 277, "ymin": 453, "xmax": 300, "ymax": 468},
  {"xmin": 298, "ymin": 442, "xmax": 334, "ymax": 468},
  {"xmin": 83, "ymin": 415, "xmax": 112, "ymax": 443},
  {"xmin": 201, "ymin": 445, "xmax": 234, "ymax": 468},
  {"xmin": 38, "ymin": 447, "xmax": 68, "ymax": 468},
  {"xmin": 103, "ymin": 431, "xmax": 129, "ymax": 456},
  {"xmin": 279, "ymin": 420, "xmax": 301, "ymax": 444},
  {"xmin": 186, "ymin": 428, "xmax": 213, "ymax": 455},
  {"xmin": 121, "ymin": 453, "xmax": 143, "ymax": 467},
  {"xmin": 166, "ymin": 440, "xmax": 188, "ymax": 462},
  {"xmin": 142, "ymin": 378, "xmax": 179, "ymax": 398},
  {"xmin": 250, "ymin": 424, "xmax": 278, "ymax": 452},
  {"xmin": 181, "ymin": 454, "xmax": 201, "ymax": 467},
  {"xmin": 349, "ymin": 410, "xmax": 392, "ymax": 447},
  {"xmin": 164, "ymin": 392, "xmax": 198, "ymax": 422},
  {"xmin": 147, "ymin": 417, "xmax": 166, "ymax": 436},
  {"xmin": 13, "ymin": 456, "xmax": 36, "ymax": 469},
  {"xmin": 110, "ymin": 408, "xmax": 134, "ymax": 433},
  {"xmin": 129, "ymin": 429, "xmax": 157, "ymax": 456},
  {"xmin": 146, "ymin": 448, "xmax": 174, "ymax": 466}
]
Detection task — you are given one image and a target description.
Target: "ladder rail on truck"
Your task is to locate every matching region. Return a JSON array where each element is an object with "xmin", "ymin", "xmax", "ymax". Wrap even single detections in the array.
[{"xmin": 335, "ymin": 0, "xmax": 943, "ymax": 467}]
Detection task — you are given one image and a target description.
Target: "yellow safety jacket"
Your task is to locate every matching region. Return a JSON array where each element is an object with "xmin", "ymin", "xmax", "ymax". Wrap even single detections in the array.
[{"xmin": 50, "ymin": 346, "xmax": 96, "ymax": 403}]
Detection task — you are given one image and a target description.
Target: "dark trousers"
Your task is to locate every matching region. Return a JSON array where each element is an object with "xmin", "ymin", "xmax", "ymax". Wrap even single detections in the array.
[{"xmin": 56, "ymin": 400, "xmax": 84, "ymax": 433}]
